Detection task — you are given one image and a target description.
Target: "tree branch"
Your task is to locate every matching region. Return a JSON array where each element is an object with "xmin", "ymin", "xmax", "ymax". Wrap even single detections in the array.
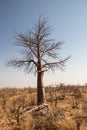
[
  {"xmin": 42, "ymin": 56, "xmax": 70, "ymax": 70},
  {"xmin": 40, "ymin": 42, "xmax": 62, "ymax": 58},
  {"xmin": 7, "ymin": 59, "xmax": 37, "ymax": 68}
]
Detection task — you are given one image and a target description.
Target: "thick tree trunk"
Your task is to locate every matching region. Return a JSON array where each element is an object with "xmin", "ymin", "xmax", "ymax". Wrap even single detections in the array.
[
  {"xmin": 37, "ymin": 41, "xmax": 46, "ymax": 105},
  {"xmin": 37, "ymin": 71, "xmax": 46, "ymax": 105}
]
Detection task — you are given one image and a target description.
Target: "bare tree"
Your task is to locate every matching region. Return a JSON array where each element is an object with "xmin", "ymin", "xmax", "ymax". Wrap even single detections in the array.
[{"xmin": 7, "ymin": 17, "xmax": 70, "ymax": 105}]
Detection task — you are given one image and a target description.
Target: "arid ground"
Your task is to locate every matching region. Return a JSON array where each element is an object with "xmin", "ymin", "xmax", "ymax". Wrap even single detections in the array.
[{"xmin": 0, "ymin": 84, "xmax": 87, "ymax": 130}]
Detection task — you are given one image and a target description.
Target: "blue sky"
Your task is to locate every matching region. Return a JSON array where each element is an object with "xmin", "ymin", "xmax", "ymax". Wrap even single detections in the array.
[{"xmin": 0, "ymin": 0, "xmax": 87, "ymax": 87}]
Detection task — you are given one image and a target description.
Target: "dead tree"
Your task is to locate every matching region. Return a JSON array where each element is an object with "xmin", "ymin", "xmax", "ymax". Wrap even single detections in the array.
[{"xmin": 7, "ymin": 17, "xmax": 70, "ymax": 106}]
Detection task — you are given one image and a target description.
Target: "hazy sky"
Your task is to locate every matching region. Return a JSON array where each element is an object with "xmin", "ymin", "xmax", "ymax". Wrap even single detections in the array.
[{"xmin": 0, "ymin": 0, "xmax": 87, "ymax": 87}]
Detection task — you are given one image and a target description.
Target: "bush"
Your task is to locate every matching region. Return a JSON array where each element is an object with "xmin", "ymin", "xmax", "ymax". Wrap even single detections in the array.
[{"xmin": 32, "ymin": 111, "xmax": 76, "ymax": 130}]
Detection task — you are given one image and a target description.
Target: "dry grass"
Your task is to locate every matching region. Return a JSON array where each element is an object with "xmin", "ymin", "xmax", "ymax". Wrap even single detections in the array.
[{"xmin": 0, "ymin": 85, "xmax": 87, "ymax": 130}]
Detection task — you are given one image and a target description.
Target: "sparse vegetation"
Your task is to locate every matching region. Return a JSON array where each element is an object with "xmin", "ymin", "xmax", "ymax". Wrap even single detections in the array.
[{"xmin": 0, "ymin": 84, "xmax": 87, "ymax": 129}]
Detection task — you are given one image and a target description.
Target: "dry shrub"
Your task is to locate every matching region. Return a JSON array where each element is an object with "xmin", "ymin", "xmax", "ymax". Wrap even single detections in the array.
[
  {"xmin": 20, "ymin": 114, "xmax": 33, "ymax": 130},
  {"xmin": 57, "ymin": 119, "xmax": 76, "ymax": 130},
  {"xmin": 32, "ymin": 118, "xmax": 76, "ymax": 130},
  {"xmin": 32, "ymin": 112, "xmax": 76, "ymax": 130},
  {"xmin": 32, "ymin": 117, "xmax": 58, "ymax": 130},
  {"xmin": 10, "ymin": 114, "xmax": 33, "ymax": 130}
]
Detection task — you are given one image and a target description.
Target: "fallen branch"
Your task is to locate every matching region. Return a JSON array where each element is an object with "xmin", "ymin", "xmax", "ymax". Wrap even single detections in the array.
[
  {"xmin": 20, "ymin": 103, "xmax": 48, "ymax": 117},
  {"xmin": 28, "ymin": 103, "xmax": 48, "ymax": 113}
]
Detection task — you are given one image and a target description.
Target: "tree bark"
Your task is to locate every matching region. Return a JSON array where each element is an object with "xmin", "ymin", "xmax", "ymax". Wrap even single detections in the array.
[
  {"xmin": 37, "ymin": 71, "xmax": 46, "ymax": 105},
  {"xmin": 36, "ymin": 39, "xmax": 46, "ymax": 105}
]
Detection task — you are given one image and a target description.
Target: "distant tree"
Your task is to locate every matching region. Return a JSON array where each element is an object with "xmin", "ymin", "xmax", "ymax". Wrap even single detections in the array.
[{"xmin": 7, "ymin": 17, "xmax": 70, "ymax": 105}]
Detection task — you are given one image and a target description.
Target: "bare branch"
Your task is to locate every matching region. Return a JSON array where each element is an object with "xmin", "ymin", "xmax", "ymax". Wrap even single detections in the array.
[
  {"xmin": 15, "ymin": 33, "xmax": 38, "ymax": 58},
  {"xmin": 7, "ymin": 17, "xmax": 70, "ymax": 75},
  {"xmin": 41, "ymin": 42, "xmax": 63, "ymax": 58},
  {"xmin": 7, "ymin": 59, "xmax": 37, "ymax": 67},
  {"xmin": 7, "ymin": 59, "xmax": 38, "ymax": 74},
  {"xmin": 42, "ymin": 56, "xmax": 71, "ymax": 70}
]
